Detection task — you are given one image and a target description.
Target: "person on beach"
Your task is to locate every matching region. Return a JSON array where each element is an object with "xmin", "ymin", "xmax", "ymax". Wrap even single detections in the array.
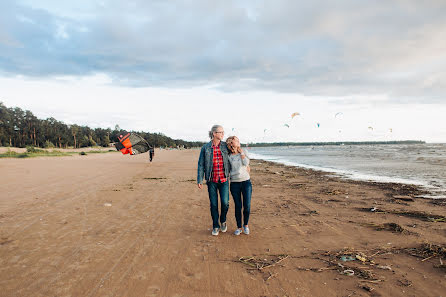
[
  {"xmin": 226, "ymin": 136, "xmax": 252, "ymax": 235},
  {"xmin": 197, "ymin": 125, "xmax": 231, "ymax": 236},
  {"xmin": 149, "ymin": 147, "xmax": 155, "ymax": 162}
]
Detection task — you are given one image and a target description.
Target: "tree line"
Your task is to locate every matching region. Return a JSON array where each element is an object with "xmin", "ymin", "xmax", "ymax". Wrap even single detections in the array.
[{"xmin": 0, "ymin": 102, "xmax": 204, "ymax": 149}]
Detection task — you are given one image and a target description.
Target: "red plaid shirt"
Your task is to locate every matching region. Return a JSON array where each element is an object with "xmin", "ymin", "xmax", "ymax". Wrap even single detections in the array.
[{"xmin": 211, "ymin": 142, "xmax": 227, "ymax": 183}]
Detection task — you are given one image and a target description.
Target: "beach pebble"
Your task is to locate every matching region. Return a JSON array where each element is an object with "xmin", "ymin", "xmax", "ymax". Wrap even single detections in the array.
[
  {"xmin": 377, "ymin": 265, "xmax": 392, "ymax": 270},
  {"xmin": 104, "ymin": 203, "xmax": 112, "ymax": 207}
]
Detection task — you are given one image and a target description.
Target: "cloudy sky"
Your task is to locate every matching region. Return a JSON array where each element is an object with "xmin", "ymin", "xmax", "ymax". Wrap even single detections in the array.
[{"xmin": 1, "ymin": 0, "xmax": 445, "ymax": 143}]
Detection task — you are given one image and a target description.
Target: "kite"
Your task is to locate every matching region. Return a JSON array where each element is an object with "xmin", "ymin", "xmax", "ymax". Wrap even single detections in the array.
[
  {"xmin": 335, "ymin": 112, "xmax": 343, "ymax": 118},
  {"xmin": 284, "ymin": 124, "xmax": 290, "ymax": 128},
  {"xmin": 389, "ymin": 128, "xmax": 393, "ymax": 133},
  {"xmin": 291, "ymin": 112, "xmax": 300, "ymax": 119},
  {"xmin": 114, "ymin": 132, "xmax": 151, "ymax": 155},
  {"xmin": 368, "ymin": 126, "xmax": 374, "ymax": 131},
  {"xmin": 316, "ymin": 123, "xmax": 320, "ymax": 128}
]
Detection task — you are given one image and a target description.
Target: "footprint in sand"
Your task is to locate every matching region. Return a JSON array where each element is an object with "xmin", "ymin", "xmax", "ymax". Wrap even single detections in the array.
[
  {"xmin": 146, "ymin": 285, "xmax": 160, "ymax": 296},
  {"xmin": 192, "ymin": 248, "xmax": 201, "ymax": 257},
  {"xmin": 132, "ymin": 271, "xmax": 148, "ymax": 280},
  {"xmin": 147, "ymin": 265, "xmax": 165, "ymax": 274},
  {"xmin": 179, "ymin": 270, "xmax": 203, "ymax": 281},
  {"xmin": 154, "ymin": 265, "xmax": 165, "ymax": 273},
  {"xmin": 224, "ymin": 280, "xmax": 236, "ymax": 294}
]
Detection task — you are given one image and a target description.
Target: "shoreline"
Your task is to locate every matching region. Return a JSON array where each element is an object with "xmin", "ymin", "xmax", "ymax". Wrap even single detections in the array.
[
  {"xmin": 1, "ymin": 150, "xmax": 445, "ymax": 296},
  {"xmin": 252, "ymin": 158, "xmax": 435, "ymax": 198},
  {"xmin": 249, "ymin": 153, "xmax": 446, "ymax": 200}
]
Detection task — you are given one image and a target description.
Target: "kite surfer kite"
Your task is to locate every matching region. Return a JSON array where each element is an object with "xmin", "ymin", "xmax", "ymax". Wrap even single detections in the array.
[{"xmin": 114, "ymin": 131, "xmax": 152, "ymax": 156}]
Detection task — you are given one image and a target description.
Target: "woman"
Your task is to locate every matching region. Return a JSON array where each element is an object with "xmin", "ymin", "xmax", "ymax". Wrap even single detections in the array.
[{"xmin": 226, "ymin": 136, "xmax": 252, "ymax": 235}]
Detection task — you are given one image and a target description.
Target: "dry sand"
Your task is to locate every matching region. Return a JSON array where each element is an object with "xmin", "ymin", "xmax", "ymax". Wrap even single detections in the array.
[{"xmin": 0, "ymin": 149, "xmax": 445, "ymax": 297}]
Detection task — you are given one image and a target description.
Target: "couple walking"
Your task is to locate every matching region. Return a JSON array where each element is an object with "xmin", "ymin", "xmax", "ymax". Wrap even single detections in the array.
[{"xmin": 197, "ymin": 125, "xmax": 252, "ymax": 236}]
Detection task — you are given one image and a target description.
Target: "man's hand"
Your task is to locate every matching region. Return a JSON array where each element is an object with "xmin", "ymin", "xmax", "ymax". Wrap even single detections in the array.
[{"xmin": 197, "ymin": 183, "xmax": 203, "ymax": 189}]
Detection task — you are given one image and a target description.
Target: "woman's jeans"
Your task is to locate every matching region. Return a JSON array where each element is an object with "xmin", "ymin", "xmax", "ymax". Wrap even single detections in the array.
[
  {"xmin": 230, "ymin": 179, "xmax": 252, "ymax": 228},
  {"xmin": 207, "ymin": 181, "xmax": 229, "ymax": 229}
]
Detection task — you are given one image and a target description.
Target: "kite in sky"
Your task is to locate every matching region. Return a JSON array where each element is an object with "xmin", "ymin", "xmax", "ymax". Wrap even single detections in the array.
[
  {"xmin": 114, "ymin": 132, "xmax": 151, "ymax": 155},
  {"xmin": 291, "ymin": 112, "xmax": 300, "ymax": 119}
]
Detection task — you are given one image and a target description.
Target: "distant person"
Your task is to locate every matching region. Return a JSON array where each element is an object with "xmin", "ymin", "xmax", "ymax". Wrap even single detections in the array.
[
  {"xmin": 197, "ymin": 125, "xmax": 230, "ymax": 236},
  {"xmin": 226, "ymin": 136, "xmax": 252, "ymax": 235},
  {"xmin": 149, "ymin": 147, "xmax": 155, "ymax": 162}
]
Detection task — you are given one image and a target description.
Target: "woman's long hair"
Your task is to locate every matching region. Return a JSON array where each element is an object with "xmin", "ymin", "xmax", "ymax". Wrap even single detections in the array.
[{"xmin": 226, "ymin": 136, "xmax": 239, "ymax": 154}]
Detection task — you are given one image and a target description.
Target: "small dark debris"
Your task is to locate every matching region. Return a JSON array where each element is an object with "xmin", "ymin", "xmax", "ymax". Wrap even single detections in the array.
[
  {"xmin": 362, "ymin": 285, "xmax": 374, "ymax": 292},
  {"xmin": 392, "ymin": 195, "xmax": 414, "ymax": 202},
  {"xmin": 0, "ymin": 237, "xmax": 13, "ymax": 245}
]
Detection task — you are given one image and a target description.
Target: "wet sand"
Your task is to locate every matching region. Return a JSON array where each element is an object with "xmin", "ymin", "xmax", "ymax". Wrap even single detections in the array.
[{"xmin": 0, "ymin": 149, "xmax": 445, "ymax": 297}]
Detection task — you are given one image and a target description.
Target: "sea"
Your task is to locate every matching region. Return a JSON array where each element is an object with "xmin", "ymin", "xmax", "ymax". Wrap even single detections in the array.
[{"xmin": 247, "ymin": 143, "xmax": 446, "ymax": 199}]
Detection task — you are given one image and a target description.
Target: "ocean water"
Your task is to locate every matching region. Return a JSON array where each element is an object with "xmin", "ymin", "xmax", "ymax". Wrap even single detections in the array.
[{"xmin": 247, "ymin": 143, "xmax": 446, "ymax": 199}]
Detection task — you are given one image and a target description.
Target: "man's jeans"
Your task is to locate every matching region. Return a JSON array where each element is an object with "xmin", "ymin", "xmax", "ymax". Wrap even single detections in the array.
[
  {"xmin": 207, "ymin": 181, "xmax": 229, "ymax": 229},
  {"xmin": 230, "ymin": 179, "xmax": 252, "ymax": 228}
]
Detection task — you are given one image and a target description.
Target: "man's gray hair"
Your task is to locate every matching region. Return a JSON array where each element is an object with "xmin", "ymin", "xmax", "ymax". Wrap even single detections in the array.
[{"xmin": 209, "ymin": 125, "xmax": 223, "ymax": 139}]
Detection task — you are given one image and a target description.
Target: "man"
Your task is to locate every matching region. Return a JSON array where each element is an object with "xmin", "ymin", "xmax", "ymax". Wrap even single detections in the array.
[
  {"xmin": 197, "ymin": 125, "xmax": 230, "ymax": 236},
  {"xmin": 149, "ymin": 147, "xmax": 155, "ymax": 162}
]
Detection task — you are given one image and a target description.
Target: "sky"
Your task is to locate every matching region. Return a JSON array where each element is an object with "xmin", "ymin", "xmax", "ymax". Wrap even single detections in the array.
[{"xmin": 1, "ymin": 0, "xmax": 445, "ymax": 143}]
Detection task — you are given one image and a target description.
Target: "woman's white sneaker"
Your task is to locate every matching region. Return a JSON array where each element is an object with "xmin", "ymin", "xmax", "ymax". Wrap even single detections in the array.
[
  {"xmin": 243, "ymin": 226, "xmax": 250, "ymax": 235},
  {"xmin": 212, "ymin": 228, "xmax": 220, "ymax": 236},
  {"xmin": 234, "ymin": 229, "xmax": 242, "ymax": 236}
]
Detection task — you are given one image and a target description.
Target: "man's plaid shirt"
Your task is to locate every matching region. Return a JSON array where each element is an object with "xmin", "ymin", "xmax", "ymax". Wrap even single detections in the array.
[{"xmin": 211, "ymin": 142, "xmax": 227, "ymax": 183}]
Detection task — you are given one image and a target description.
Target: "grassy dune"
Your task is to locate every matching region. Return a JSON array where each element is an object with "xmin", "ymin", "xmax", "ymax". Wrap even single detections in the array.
[{"xmin": 0, "ymin": 147, "xmax": 116, "ymax": 158}]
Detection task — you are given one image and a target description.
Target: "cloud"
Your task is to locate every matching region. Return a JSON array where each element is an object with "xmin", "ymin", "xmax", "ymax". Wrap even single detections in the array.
[{"xmin": 1, "ymin": 0, "xmax": 445, "ymax": 102}]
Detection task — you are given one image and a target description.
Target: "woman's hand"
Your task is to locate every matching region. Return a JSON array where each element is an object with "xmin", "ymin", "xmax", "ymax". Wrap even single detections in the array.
[{"xmin": 238, "ymin": 147, "xmax": 246, "ymax": 159}]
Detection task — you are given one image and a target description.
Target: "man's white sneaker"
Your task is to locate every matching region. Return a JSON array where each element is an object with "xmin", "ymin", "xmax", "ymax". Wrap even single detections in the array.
[
  {"xmin": 234, "ymin": 229, "xmax": 242, "ymax": 236},
  {"xmin": 221, "ymin": 222, "xmax": 227, "ymax": 233},
  {"xmin": 212, "ymin": 228, "xmax": 219, "ymax": 236}
]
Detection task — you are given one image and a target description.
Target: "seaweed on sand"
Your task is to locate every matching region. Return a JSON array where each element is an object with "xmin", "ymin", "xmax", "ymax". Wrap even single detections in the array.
[
  {"xmin": 238, "ymin": 254, "xmax": 289, "ymax": 282},
  {"xmin": 309, "ymin": 248, "xmax": 382, "ymax": 281},
  {"xmin": 391, "ymin": 210, "xmax": 445, "ymax": 222},
  {"xmin": 356, "ymin": 207, "xmax": 446, "ymax": 222},
  {"xmin": 238, "ymin": 254, "xmax": 289, "ymax": 271},
  {"xmin": 404, "ymin": 243, "xmax": 446, "ymax": 260},
  {"xmin": 359, "ymin": 222, "xmax": 409, "ymax": 234}
]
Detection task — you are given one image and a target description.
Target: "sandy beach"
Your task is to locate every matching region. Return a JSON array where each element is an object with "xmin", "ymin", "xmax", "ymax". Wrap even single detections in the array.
[{"xmin": 0, "ymin": 149, "xmax": 445, "ymax": 297}]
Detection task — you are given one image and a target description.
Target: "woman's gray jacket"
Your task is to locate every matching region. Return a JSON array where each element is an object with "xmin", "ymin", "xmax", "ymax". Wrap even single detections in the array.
[{"xmin": 197, "ymin": 141, "xmax": 230, "ymax": 184}]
